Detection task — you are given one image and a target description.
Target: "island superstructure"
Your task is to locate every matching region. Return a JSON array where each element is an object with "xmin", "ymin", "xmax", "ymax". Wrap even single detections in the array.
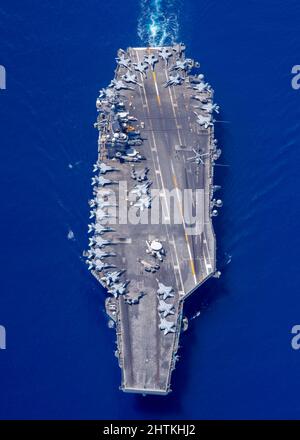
[{"xmin": 85, "ymin": 44, "xmax": 222, "ymax": 395}]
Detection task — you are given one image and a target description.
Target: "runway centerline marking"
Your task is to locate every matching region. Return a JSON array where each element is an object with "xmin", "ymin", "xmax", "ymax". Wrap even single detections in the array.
[{"xmin": 152, "ymin": 71, "xmax": 161, "ymax": 106}]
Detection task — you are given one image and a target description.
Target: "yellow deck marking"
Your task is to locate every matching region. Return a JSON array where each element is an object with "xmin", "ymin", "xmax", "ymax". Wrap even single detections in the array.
[{"xmin": 152, "ymin": 71, "xmax": 161, "ymax": 106}]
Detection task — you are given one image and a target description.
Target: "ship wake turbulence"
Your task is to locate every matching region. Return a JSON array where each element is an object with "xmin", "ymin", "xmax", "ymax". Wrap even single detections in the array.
[{"xmin": 137, "ymin": 0, "xmax": 180, "ymax": 47}]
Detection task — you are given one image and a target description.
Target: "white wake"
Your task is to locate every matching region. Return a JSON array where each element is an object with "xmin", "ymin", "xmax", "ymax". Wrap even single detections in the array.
[{"xmin": 137, "ymin": 0, "xmax": 180, "ymax": 47}]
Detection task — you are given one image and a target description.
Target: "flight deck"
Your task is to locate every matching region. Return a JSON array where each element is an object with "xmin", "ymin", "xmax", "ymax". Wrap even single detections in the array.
[{"xmin": 86, "ymin": 45, "xmax": 220, "ymax": 394}]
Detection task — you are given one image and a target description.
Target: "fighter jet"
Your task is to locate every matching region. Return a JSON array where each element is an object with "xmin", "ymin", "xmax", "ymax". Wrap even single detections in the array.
[
  {"xmin": 88, "ymin": 228, "xmax": 114, "ymax": 245},
  {"xmin": 121, "ymin": 72, "xmax": 141, "ymax": 86},
  {"xmin": 159, "ymin": 318, "xmax": 176, "ymax": 335},
  {"xmin": 158, "ymin": 300, "xmax": 175, "ymax": 318},
  {"xmin": 133, "ymin": 61, "xmax": 148, "ymax": 77},
  {"xmin": 110, "ymin": 79, "xmax": 133, "ymax": 91},
  {"xmin": 108, "ymin": 281, "xmax": 129, "ymax": 298},
  {"xmin": 88, "ymin": 259, "xmax": 115, "ymax": 272},
  {"xmin": 89, "ymin": 208, "xmax": 97, "ymax": 219},
  {"xmin": 93, "ymin": 198, "xmax": 117, "ymax": 210},
  {"xmin": 93, "ymin": 162, "xmax": 118, "ymax": 174},
  {"xmin": 98, "ymin": 87, "xmax": 118, "ymax": 104},
  {"xmin": 170, "ymin": 59, "xmax": 188, "ymax": 71},
  {"xmin": 88, "ymin": 236, "xmax": 98, "ymax": 247},
  {"xmin": 95, "ymin": 176, "xmax": 117, "ymax": 187},
  {"xmin": 134, "ymin": 194, "xmax": 152, "ymax": 211},
  {"xmin": 164, "ymin": 73, "xmax": 184, "ymax": 87},
  {"xmin": 191, "ymin": 82, "xmax": 210, "ymax": 93},
  {"xmin": 89, "ymin": 207, "xmax": 111, "ymax": 220},
  {"xmin": 88, "ymin": 223, "xmax": 96, "ymax": 233},
  {"xmin": 95, "ymin": 188, "xmax": 114, "ymax": 199},
  {"xmin": 130, "ymin": 166, "xmax": 149, "ymax": 182},
  {"xmin": 190, "ymin": 94, "xmax": 208, "ymax": 103},
  {"xmin": 101, "ymin": 270, "xmax": 125, "ymax": 286},
  {"xmin": 96, "ymin": 208, "xmax": 111, "ymax": 221},
  {"xmin": 157, "ymin": 282, "xmax": 175, "ymax": 300},
  {"xmin": 124, "ymin": 291, "xmax": 145, "ymax": 305},
  {"xmin": 187, "ymin": 149, "xmax": 210, "ymax": 165},
  {"xmin": 91, "ymin": 224, "xmax": 108, "ymax": 235},
  {"xmin": 91, "ymin": 176, "xmax": 98, "ymax": 186},
  {"xmin": 116, "ymin": 53, "xmax": 131, "ymax": 70},
  {"xmin": 92, "ymin": 176, "xmax": 117, "ymax": 186},
  {"xmin": 93, "ymin": 259, "xmax": 115, "ymax": 271},
  {"xmin": 193, "ymin": 112, "xmax": 213, "ymax": 129},
  {"xmin": 130, "ymin": 181, "xmax": 152, "ymax": 197},
  {"xmin": 88, "ymin": 223, "xmax": 114, "ymax": 235},
  {"xmin": 93, "ymin": 236, "xmax": 115, "ymax": 248},
  {"xmin": 201, "ymin": 102, "xmax": 220, "ymax": 114},
  {"xmin": 88, "ymin": 237, "xmax": 95, "ymax": 247},
  {"xmin": 92, "ymin": 248, "xmax": 116, "ymax": 259},
  {"xmin": 159, "ymin": 47, "xmax": 172, "ymax": 64},
  {"xmin": 144, "ymin": 54, "xmax": 158, "ymax": 71},
  {"xmin": 95, "ymin": 223, "xmax": 114, "ymax": 235}
]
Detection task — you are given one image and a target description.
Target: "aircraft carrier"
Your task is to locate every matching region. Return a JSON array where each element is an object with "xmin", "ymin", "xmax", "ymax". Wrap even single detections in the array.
[{"xmin": 86, "ymin": 44, "xmax": 222, "ymax": 395}]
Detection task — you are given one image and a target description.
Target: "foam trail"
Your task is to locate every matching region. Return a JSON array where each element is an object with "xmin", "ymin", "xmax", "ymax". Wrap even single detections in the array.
[{"xmin": 138, "ymin": 0, "xmax": 180, "ymax": 47}]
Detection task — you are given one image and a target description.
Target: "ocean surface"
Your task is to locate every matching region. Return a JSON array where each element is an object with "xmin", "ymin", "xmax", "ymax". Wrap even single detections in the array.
[{"xmin": 0, "ymin": 0, "xmax": 300, "ymax": 419}]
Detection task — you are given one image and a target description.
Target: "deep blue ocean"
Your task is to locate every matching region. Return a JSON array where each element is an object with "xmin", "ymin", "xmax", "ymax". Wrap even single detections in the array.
[{"xmin": 1, "ymin": 0, "xmax": 300, "ymax": 419}]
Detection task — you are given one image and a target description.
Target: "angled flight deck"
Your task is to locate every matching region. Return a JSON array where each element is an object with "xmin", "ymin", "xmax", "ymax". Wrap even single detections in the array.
[{"xmin": 86, "ymin": 44, "xmax": 221, "ymax": 395}]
